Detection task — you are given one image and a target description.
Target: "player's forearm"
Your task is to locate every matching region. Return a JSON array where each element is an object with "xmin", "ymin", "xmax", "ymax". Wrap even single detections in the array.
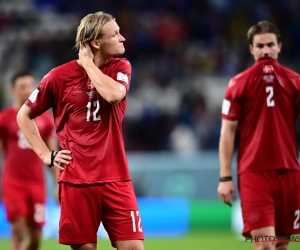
[
  {"xmin": 45, "ymin": 136, "xmax": 59, "ymax": 182},
  {"xmin": 42, "ymin": 139, "xmax": 59, "ymax": 183},
  {"xmin": 219, "ymin": 130, "xmax": 235, "ymax": 177},
  {"xmin": 83, "ymin": 63, "xmax": 125, "ymax": 104},
  {"xmin": 17, "ymin": 105, "xmax": 50, "ymax": 163}
]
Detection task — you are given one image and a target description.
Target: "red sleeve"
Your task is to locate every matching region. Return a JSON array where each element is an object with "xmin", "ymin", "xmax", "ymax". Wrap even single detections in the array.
[
  {"xmin": 110, "ymin": 58, "xmax": 131, "ymax": 93},
  {"xmin": 221, "ymin": 78, "xmax": 242, "ymax": 120},
  {"xmin": 25, "ymin": 70, "xmax": 57, "ymax": 118}
]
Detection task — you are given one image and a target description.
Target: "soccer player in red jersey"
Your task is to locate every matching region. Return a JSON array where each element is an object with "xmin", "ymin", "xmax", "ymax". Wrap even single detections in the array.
[
  {"xmin": 218, "ymin": 20, "xmax": 300, "ymax": 250},
  {"xmin": 0, "ymin": 71, "xmax": 58, "ymax": 250},
  {"xmin": 17, "ymin": 12, "xmax": 144, "ymax": 250}
]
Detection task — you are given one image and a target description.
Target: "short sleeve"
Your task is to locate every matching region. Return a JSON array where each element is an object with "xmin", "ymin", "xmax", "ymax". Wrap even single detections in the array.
[
  {"xmin": 110, "ymin": 59, "xmax": 131, "ymax": 93},
  {"xmin": 25, "ymin": 70, "xmax": 56, "ymax": 118},
  {"xmin": 221, "ymin": 78, "xmax": 242, "ymax": 120}
]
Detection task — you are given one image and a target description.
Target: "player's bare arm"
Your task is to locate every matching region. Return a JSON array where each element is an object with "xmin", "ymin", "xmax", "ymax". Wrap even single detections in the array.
[
  {"xmin": 45, "ymin": 135, "xmax": 60, "ymax": 202},
  {"xmin": 218, "ymin": 119, "xmax": 237, "ymax": 207},
  {"xmin": 45, "ymin": 135, "xmax": 60, "ymax": 180},
  {"xmin": 16, "ymin": 105, "xmax": 72, "ymax": 170},
  {"xmin": 78, "ymin": 43, "xmax": 126, "ymax": 104}
]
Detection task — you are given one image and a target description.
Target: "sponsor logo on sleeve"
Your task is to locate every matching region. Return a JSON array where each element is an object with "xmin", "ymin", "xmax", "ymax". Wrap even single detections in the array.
[
  {"xmin": 117, "ymin": 72, "xmax": 128, "ymax": 84},
  {"xmin": 29, "ymin": 89, "xmax": 39, "ymax": 103},
  {"xmin": 222, "ymin": 99, "xmax": 231, "ymax": 115}
]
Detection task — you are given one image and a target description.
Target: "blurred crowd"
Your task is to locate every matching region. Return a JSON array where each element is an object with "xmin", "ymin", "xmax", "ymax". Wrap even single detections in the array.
[{"xmin": 0, "ymin": 0, "xmax": 300, "ymax": 152}]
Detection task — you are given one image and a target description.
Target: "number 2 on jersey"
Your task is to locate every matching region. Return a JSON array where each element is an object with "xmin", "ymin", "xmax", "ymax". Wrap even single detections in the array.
[
  {"xmin": 266, "ymin": 86, "xmax": 275, "ymax": 107},
  {"xmin": 86, "ymin": 100, "xmax": 101, "ymax": 121}
]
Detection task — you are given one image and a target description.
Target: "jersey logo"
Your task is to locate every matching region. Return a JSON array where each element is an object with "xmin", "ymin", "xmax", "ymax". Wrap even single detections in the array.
[
  {"xmin": 263, "ymin": 75, "xmax": 274, "ymax": 83},
  {"xmin": 263, "ymin": 65, "xmax": 274, "ymax": 73},
  {"xmin": 86, "ymin": 80, "xmax": 96, "ymax": 98},
  {"xmin": 86, "ymin": 90, "xmax": 97, "ymax": 98},
  {"xmin": 87, "ymin": 80, "xmax": 93, "ymax": 89},
  {"xmin": 29, "ymin": 89, "xmax": 39, "ymax": 103},
  {"xmin": 222, "ymin": 99, "xmax": 231, "ymax": 115},
  {"xmin": 117, "ymin": 72, "xmax": 128, "ymax": 84}
]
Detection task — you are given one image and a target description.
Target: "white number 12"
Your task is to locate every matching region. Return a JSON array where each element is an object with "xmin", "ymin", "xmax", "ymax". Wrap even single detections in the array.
[
  {"xmin": 266, "ymin": 86, "xmax": 275, "ymax": 107},
  {"xmin": 130, "ymin": 210, "xmax": 142, "ymax": 232},
  {"xmin": 86, "ymin": 100, "xmax": 101, "ymax": 121}
]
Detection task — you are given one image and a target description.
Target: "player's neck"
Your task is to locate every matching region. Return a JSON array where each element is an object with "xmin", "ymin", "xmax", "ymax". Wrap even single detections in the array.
[{"xmin": 93, "ymin": 56, "xmax": 109, "ymax": 68}]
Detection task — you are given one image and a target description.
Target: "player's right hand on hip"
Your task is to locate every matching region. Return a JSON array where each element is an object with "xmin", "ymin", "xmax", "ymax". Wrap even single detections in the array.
[
  {"xmin": 217, "ymin": 181, "xmax": 236, "ymax": 207},
  {"xmin": 42, "ymin": 150, "xmax": 72, "ymax": 170}
]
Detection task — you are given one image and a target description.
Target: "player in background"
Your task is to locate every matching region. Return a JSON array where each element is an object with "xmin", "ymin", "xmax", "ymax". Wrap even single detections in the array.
[
  {"xmin": 0, "ymin": 71, "xmax": 58, "ymax": 250},
  {"xmin": 217, "ymin": 20, "xmax": 300, "ymax": 250},
  {"xmin": 17, "ymin": 12, "xmax": 144, "ymax": 250}
]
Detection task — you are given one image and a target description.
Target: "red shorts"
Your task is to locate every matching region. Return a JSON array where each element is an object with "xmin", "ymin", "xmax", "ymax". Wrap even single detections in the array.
[
  {"xmin": 58, "ymin": 181, "xmax": 144, "ymax": 246},
  {"xmin": 239, "ymin": 170, "xmax": 300, "ymax": 237},
  {"xmin": 2, "ymin": 179, "xmax": 46, "ymax": 227}
]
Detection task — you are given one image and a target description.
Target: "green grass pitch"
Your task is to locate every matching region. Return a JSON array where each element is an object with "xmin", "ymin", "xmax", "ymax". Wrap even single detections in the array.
[{"xmin": 0, "ymin": 231, "xmax": 299, "ymax": 250}]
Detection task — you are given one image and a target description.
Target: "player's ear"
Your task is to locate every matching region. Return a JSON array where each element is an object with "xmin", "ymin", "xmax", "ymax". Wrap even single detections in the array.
[
  {"xmin": 249, "ymin": 44, "xmax": 254, "ymax": 56},
  {"xmin": 278, "ymin": 42, "xmax": 282, "ymax": 54},
  {"xmin": 90, "ymin": 40, "xmax": 100, "ymax": 50}
]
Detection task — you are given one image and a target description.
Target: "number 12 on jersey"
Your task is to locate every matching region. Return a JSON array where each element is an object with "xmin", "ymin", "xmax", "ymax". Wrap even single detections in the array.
[
  {"xmin": 266, "ymin": 86, "xmax": 275, "ymax": 107},
  {"xmin": 131, "ymin": 210, "xmax": 142, "ymax": 232},
  {"xmin": 86, "ymin": 100, "xmax": 101, "ymax": 121}
]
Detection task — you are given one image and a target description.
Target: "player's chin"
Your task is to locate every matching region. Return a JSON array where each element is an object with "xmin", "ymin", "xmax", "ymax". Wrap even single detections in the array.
[{"xmin": 114, "ymin": 48, "xmax": 125, "ymax": 56}]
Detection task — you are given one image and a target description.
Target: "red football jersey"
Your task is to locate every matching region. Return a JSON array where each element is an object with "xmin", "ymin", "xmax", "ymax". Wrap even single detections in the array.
[
  {"xmin": 25, "ymin": 59, "xmax": 132, "ymax": 184},
  {"xmin": 222, "ymin": 58, "xmax": 300, "ymax": 174},
  {"xmin": 0, "ymin": 107, "xmax": 54, "ymax": 184}
]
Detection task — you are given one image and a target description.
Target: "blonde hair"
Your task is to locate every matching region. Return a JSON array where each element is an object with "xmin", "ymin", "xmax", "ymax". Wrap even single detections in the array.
[{"xmin": 75, "ymin": 11, "xmax": 115, "ymax": 50}]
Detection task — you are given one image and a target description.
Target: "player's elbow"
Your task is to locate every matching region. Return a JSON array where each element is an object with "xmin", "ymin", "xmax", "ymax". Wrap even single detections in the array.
[
  {"xmin": 106, "ymin": 86, "xmax": 126, "ymax": 105},
  {"xmin": 16, "ymin": 105, "xmax": 32, "ymax": 128},
  {"xmin": 16, "ymin": 108, "xmax": 23, "ymax": 126},
  {"xmin": 220, "ymin": 119, "xmax": 238, "ymax": 136},
  {"xmin": 108, "ymin": 96, "xmax": 122, "ymax": 105}
]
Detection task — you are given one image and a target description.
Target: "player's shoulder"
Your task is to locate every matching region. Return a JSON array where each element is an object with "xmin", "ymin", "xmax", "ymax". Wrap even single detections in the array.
[
  {"xmin": 108, "ymin": 57, "xmax": 131, "ymax": 69},
  {"xmin": 277, "ymin": 63, "xmax": 299, "ymax": 80},
  {"xmin": 228, "ymin": 67, "xmax": 253, "ymax": 89},
  {"xmin": 109, "ymin": 57, "xmax": 131, "ymax": 65},
  {"xmin": 43, "ymin": 60, "xmax": 79, "ymax": 80}
]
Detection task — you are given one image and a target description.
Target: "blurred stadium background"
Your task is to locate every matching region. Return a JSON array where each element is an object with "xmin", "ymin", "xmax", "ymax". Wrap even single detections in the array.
[{"xmin": 0, "ymin": 0, "xmax": 300, "ymax": 249}]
